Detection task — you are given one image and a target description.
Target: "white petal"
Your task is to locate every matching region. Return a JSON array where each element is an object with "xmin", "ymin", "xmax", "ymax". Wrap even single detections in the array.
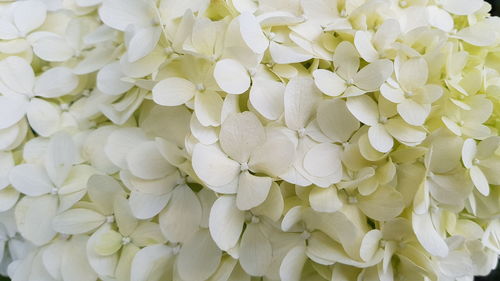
[
  {"xmin": 214, "ymin": 59, "xmax": 250, "ymax": 95},
  {"xmin": 105, "ymin": 127, "xmax": 148, "ymax": 169},
  {"xmin": 280, "ymin": 245, "xmax": 307, "ymax": 281},
  {"xmin": 209, "ymin": 196, "xmax": 245, "ymax": 251},
  {"xmin": 97, "ymin": 62, "xmax": 134, "ymax": 96},
  {"xmin": 380, "ymin": 83, "xmax": 404, "ymax": 104},
  {"xmin": 0, "ymin": 187, "xmax": 19, "ymax": 212},
  {"xmin": 249, "ymin": 78, "xmax": 285, "ymax": 120},
  {"xmin": 99, "ymin": 0, "xmax": 152, "ymax": 31},
  {"xmin": 239, "ymin": 223, "xmax": 272, "ymax": 276},
  {"xmin": 87, "ymin": 174, "xmax": 125, "ymax": 214},
  {"xmin": 159, "ymin": 185, "xmax": 201, "ymax": 243},
  {"xmin": 354, "ymin": 31, "xmax": 378, "ymax": 62},
  {"xmin": 0, "ymin": 55, "xmax": 34, "ymax": 95},
  {"xmin": 114, "ymin": 195, "xmax": 138, "ymax": 236},
  {"xmin": 152, "ymin": 77, "xmax": 196, "ymax": 106},
  {"xmin": 354, "ymin": 59, "xmax": 393, "ymax": 91},
  {"xmin": 194, "ymin": 91, "xmax": 223, "ymax": 126},
  {"xmin": 312, "ymin": 69, "xmax": 346, "ymax": 97},
  {"xmin": 333, "ymin": 41, "xmax": 359, "ymax": 80},
  {"xmin": 317, "ymin": 99, "xmax": 359, "ymax": 142},
  {"xmin": 127, "ymin": 141, "xmax": 174, "ymax": 180},
  {"xmin": 426, "ymin": 6, "xmax": 454, "ymax": 32},
  {"xmin": 130, "ymin": 244, "xmax": 173, "ymax": 281},
  {"xmin": 398, "ymin": 57, "xmax": 428, "ymax": 91},
  {"xmin": 15, "ymin": 195, "xmax": 57, "ymax": 245},
  {"xmin": 31, "ymin": 34, "xmax": 74, "ymax": 62},
  {"xmin": 309, "ymin": 186, "xmax": 343, "ymax": 213},
  {"xmin": 360, "ymin": 230, "xmax": 382, "ymax": 262},
  {"xmin": 397, "ymin": 99, "xmax": 429, "ymax": 126},
  {"xmin": 60, "ymin": 236, "xmax": 97, "ymax": 281},
  {"xmin": 177, "ymin": 229, "xmax": 221, "ymax": 281},
  {"xmin": 26, "ymin": 98, "xmax": 61, "ymax": 137},
  {"xmin": 9, "ymin": 164, "xmax": 53, "ymax": 196},
  {"xmin": 303, "ymin": 143, "xmax": 342, "ymax": 179},
  {"xmin": 384, "ymin": 118, "xmax": 426, "ymax": 145},
  {"xmin": 13, "ymin": 0, "xmax": 46, "ymax": 35},
  {"xmin": 45, "ymin": 132, "xmax": 77, "ymax": 187},
  {"xmin": 52, "ymin": 208, "xmax": 105, "ymax": 235},
  {"xmin": 367, "ymin": 124, "xmax": 393, "ymax": 153},
  {"xmin": 358, "ymin": 186, "xmax": 404, "ymax": 221},
  {"xmin": 269, "ymin": 42, "xmax": 312, "ymax": 64},
  {"xmin": 346, "ymin": 95, "xmax": 379, "ymax": 126},
  {"xmin": 190, "ymin": 114, "xmax": 218, "ymax": 145},
  {"xmin": 128, "ymin": 26, "xmax": 161, "ymax": 62},
  {"xmin": 284, "ymin": 77, "xmax": 321, "ymax": 130},
  {"xmin": 251, "ymin": 182, "xmax": 284, "ymax": 221},
  {"xmin": 412, "ymin": 211, "xmax": 449, "ymax": 258},
  {"xmin": 441, "ymin": 0, "xmax": 483, "ymax": 15},
  {"xmin": 455, "ymin": 23, "xmax": 496, "ymax": 47},
  {"xmin": 248, "ymin": 128, "xmax": 296, "ymax": 176},
  {"xmin": 0, "ymin": 96, "xmax": 27, "ymax": 129},
  {"xmin": 220, "ymin": 111, "xmax": 265, "ymax": 163},
  {"xmin": 238, "ymin": 12, "xmax": 268, "ymax": 54},
  {"xmin": 129, "ymin": 191, "xmax": 171, "ymax": 219},
  {"xmin": 470, "ymin": 165, "xmax": 489, "ymax": 196},
  {"xmin": 87, "ymin": 225, "xmax": 118, "ymax": 277},
  {"xmin": 461, "ymin": 138, "xmax": 477, "ymax": 169},
  {"xmin": 34, "ymin": 67, "xmax": 78, "ymax": 98},
  {"xmin": 236, "ymin": 172, "xmax": 272, "ymax": 211},
  {"xmin": 192, "ymin": 144, "xmax": 240, "ymax": 187}
]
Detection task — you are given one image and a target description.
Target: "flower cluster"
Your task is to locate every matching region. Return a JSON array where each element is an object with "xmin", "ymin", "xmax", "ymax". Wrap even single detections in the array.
[{"xmin": 1, "ymin": 0, "xmax": 500, "ymax": 280}]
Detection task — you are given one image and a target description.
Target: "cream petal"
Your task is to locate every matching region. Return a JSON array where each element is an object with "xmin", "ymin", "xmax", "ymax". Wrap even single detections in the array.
[
  {"xmin": 159, "ymin": 185, "xmax": 201, "ymax": 243},
  {"xmin": 34, "ymin": 67, "xmax": 79, "ymax": 98},
  {"xmin": 368, "ymin": 124, "xmax": 393, "ymax": 153},
  {"xmin": 52, "ymin": 208, "xmax": 105, "ymax": 235},
  {"xmin": 312, "ymin": 69, "xmax": 347, "ymax": 97},
  {"xmin": 209, "ymin": 196, "xmax": 245, "ymax": 251},
  {"xmin": 214, "ymin": 59, "xmax": 251, "ymax": 95},
  {"xmin": 191, "ymin": 143, "xmax": 240, "ymax": 187},
  {"xmin": 333, "ymin": 41, "xmax": 360, "ymax": 80},
  {"xmin": 309, "ymin": 186, "xmax": 343, "ymax": 213},
  {"xmin": 220, "ymin": 111, "xmax": 265, "ymax": 163},
  {"xmin": 317, "ymin": 99, "xmax": 359, "ymax": 143},
  {"xmin": 239, "ymin": 223, "xmax": 272, "ymax": 276},
  {"xmin": 9, "ymin": 164, "xmax": 53, "ymax": 196},
  {"xmin": 412, "ymin": 211, "xmax": 449, "ymax": 258},
  {"xmin": 15, "ymin": 195, "xmax": 57, "ymax": 245},
  {"xmin": 249, "ymin": 77, "xmax": 285, "ymax": 120},
  {"xmin": 397, "ymin": 99, "xmax": 430, "ymax": 126},
  {"xmin": 194, "ymin": 91, "xmax": 223, "ymax": 127},
  {"xmin": 238, "ymin": 12, "xmax": 269, "ymax": 54},
  {"xmin": 470, "ymin": 165, "xmax": 489, "ymax": 196},
  {"xmin": 284, "ymin": 77, "xmax": 321, "ymax": 130},
  {"xmin": 177, "ymin": 229, "xmax": 221, "ymax": 281},
  {"xmin": 152, "ymin": 77, "xmax": 197, "ymax": 106},
  {"xmin": 354, "ymin": 31, "xmax": 378, "ymax": 62},
  {"xmin": 346, "ymin": 95, "xmax": 379, "ymax": 126},
  {"xmin": 236, "ymin": 172, "xmax": 272, "ymax": 211}
]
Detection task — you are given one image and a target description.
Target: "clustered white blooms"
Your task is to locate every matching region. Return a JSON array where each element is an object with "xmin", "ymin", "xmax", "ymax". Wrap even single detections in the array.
[{"xmin": 1, "ymin": 0, "xmax": 500, "ymax": 280}]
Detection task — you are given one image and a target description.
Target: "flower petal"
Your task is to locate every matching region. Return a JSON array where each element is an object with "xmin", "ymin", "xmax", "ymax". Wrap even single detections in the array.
[
  {"xmin": 412, "ymin": 211, "xmax": 449, "ymax": 258},
  {"xmin": 152, "ymin": 77, "xmax": 197, "ymax": 106},
  {"xmin": 312, "ymin": 69, "xmax": 346, "ymax": 97},
  {"xmin": 9, "ymin": 164, "xmax": 53, "ymax": 196},
  {"xmin": 192, "ymin": 143, "xmax": 240, "ymax": 187},
  {"xmin": 177, "ymin": 229, "xmax": 221, "ymax": 281},
  {"xmin": 15, "ymin": 195, "xmax": 58, "ymax": 245},
  {"xmin": 236, "ymin": 172, "xmax": 272, "ymax": 211},
  {"xmin": 209, "ymin": 196, "xmax": 245, "ymax": 251},
  {"xmin": 220, "ymin": 111, "xmax": 265, "ymax": 163},
  {"xmin": 317, "ymin": 99, "xmax": 359, "ymax": 143},
  {"xmin": 470, "ymin": 165, "xmax": 489, "ymax": 196},
  {"xmin": 346, "ymin": 95, "xmax": 379, "ymax": 126},
  {"xmin": 239, "ymin": 223, "xmax": 272, "ymax": 276},
  {"xmin": 52, "ymin": 208, "xmax": 105, "ymax": 235},
  {"xmin": 214, "ymin": 59, "xmax": 250, "ymax": 95}
]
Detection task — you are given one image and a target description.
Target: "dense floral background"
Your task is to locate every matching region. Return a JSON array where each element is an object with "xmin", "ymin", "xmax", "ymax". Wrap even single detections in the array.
[{"xmin": 0, "ymin": 0, "xmax": 499, "ymax": 280}]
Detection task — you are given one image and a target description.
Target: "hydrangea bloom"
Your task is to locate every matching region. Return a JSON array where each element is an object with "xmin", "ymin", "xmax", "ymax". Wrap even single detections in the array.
[{"xmin": 0, "ymin": 0, "xmax": 499, "ymax": 281}]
